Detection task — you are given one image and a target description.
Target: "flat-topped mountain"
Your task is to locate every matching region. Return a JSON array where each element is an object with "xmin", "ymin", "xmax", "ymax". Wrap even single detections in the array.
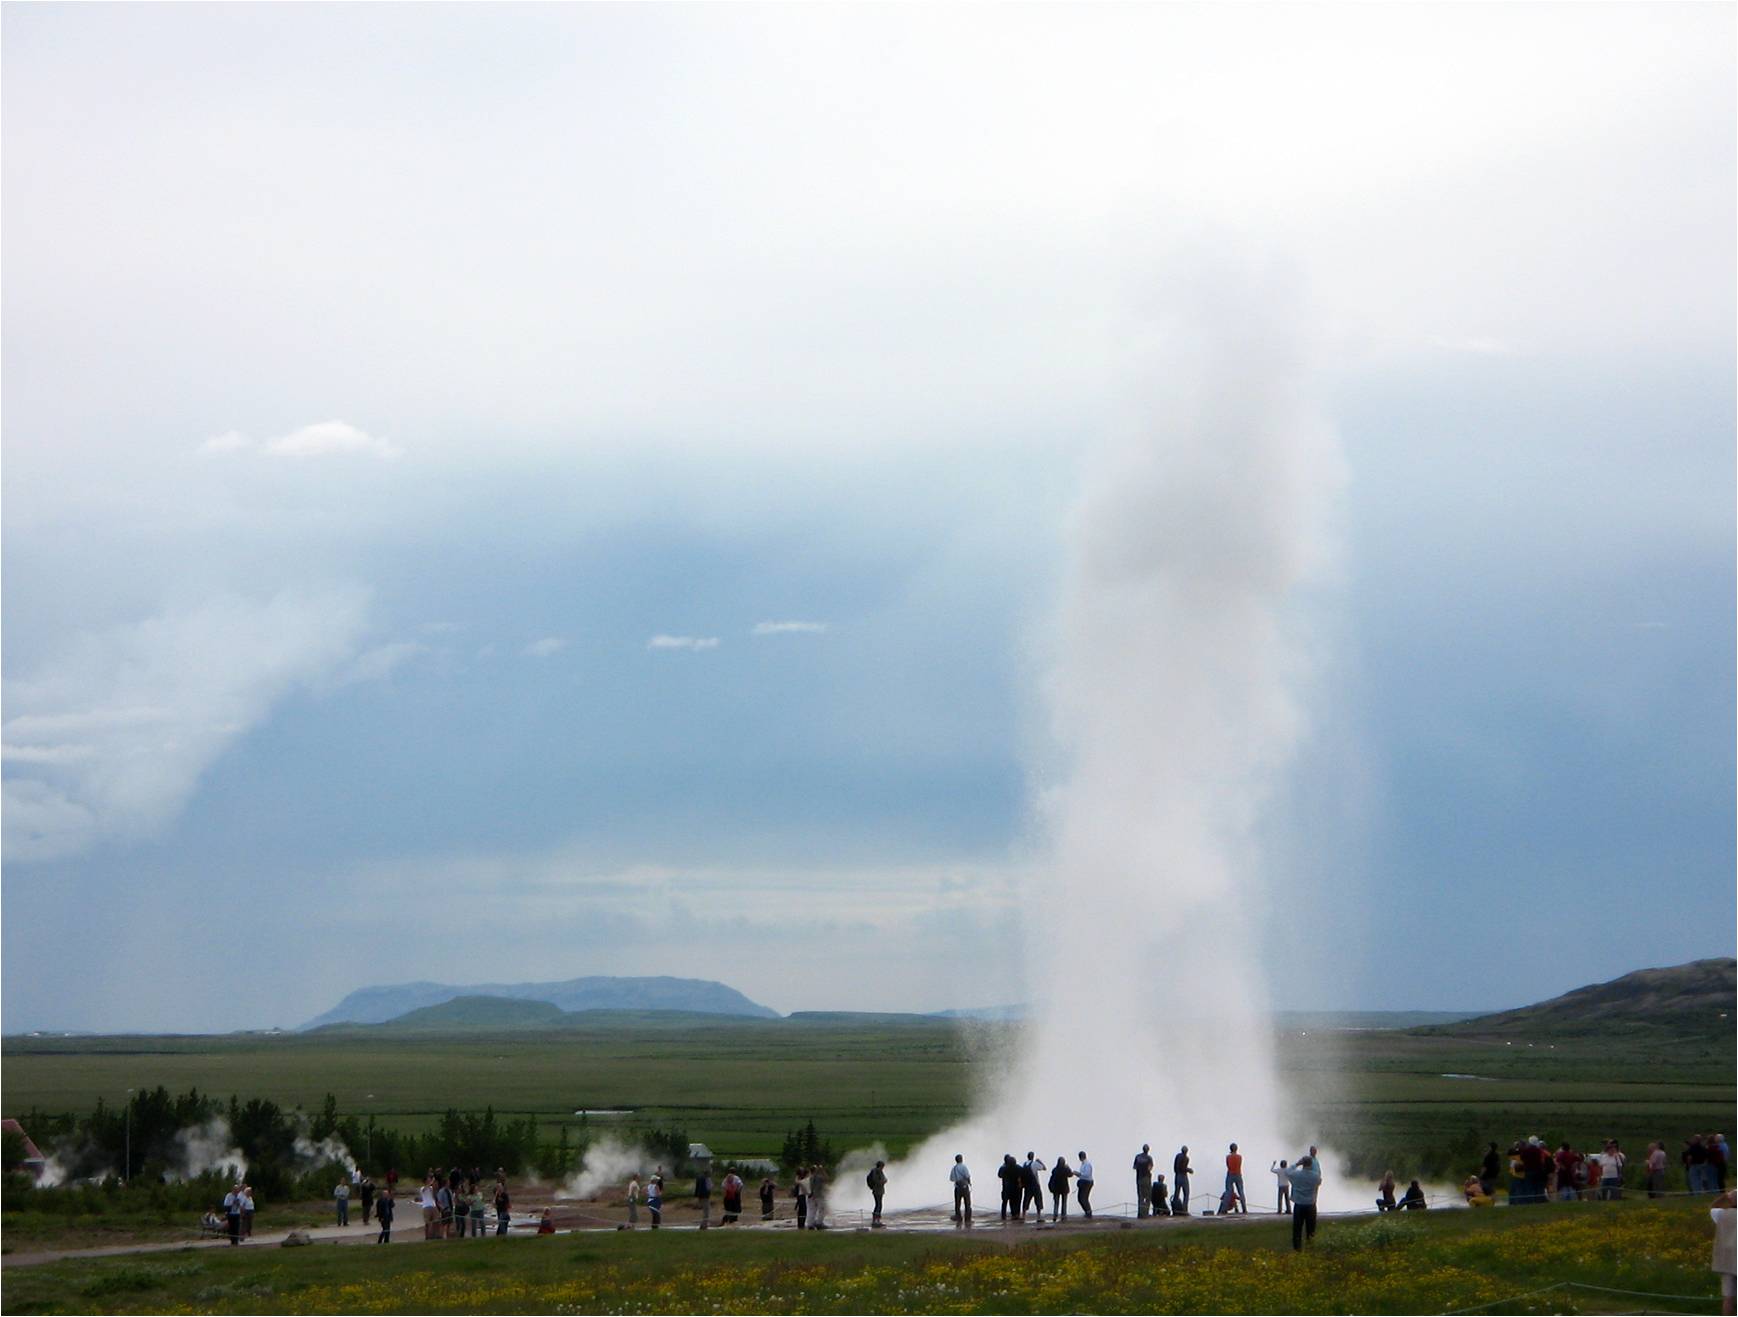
[
  {"xmin": 301, "ymin": 975, "xmax": 779, "ymax": 1030},
  {"xmin": 1416, "ymin": 958, "xmax": 1735, "ymax": 1040}
]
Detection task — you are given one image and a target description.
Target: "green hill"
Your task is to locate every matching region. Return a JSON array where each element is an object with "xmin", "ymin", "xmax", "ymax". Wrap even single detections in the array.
[
  {"xmin": 1416, "ymin": 957, "xmax": 1735, "ymax": 1040},
  {"xmin": 376, "ymin": 996, "xmax": 567, "ymax": 1030}
]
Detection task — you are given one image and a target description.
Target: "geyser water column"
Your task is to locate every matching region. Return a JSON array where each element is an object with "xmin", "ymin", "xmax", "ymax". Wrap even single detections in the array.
[{"xmin": 847, "ymin": 259, "xmax": 1345, "ymax": 1215}]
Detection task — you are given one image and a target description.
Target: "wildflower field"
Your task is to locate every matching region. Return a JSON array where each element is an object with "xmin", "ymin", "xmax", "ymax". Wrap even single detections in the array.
[{"xmin": 1, "ymin": 1198, "xmax": 1721, "ymax": 1315}]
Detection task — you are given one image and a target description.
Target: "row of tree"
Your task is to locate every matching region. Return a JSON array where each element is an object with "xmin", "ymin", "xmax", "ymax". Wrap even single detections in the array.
[{"xmin": 3, "ymin": 1086, "xmax": 835, "ymax": 1212}]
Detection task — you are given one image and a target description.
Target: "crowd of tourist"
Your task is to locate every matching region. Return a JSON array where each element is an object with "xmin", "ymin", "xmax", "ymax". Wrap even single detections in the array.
[
  {"xmin": 1460, "ymin": 1132, "xmax": 1729, "ymax": 1207},
  {"xmin": 944, "ymin": 1142, "xmax": 1328, "ymax": 1250},
  {"xmin": 210, "ymin": 1125, "xmax": 1727, "ymax": 1256}
]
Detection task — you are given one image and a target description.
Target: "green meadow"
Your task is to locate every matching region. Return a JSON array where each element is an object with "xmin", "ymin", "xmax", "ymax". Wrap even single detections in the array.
[
  {"xmin": 4, "ymin": 1014, "xmax": 1731, "ymax": 1176},
  {"xmin": 0, "ymin": 1195, "xmax": 1724, "ymax": 1315}
]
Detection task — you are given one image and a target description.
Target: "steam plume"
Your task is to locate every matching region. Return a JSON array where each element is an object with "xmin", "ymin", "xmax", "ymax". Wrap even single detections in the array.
[{"xmin": 846, "ymin": 252, "xmax": 1343, "ymax": 1211}]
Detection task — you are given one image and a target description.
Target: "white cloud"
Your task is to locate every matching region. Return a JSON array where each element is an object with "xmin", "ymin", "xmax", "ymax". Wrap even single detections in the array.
[
  {"xmin": 751, "ymin": 620, "xmax": 828, "ymax": 636},
  {"xmin": 261, "ymin": 420, "xmax": 400, "ymax": 461},
  {"xmin": 1426, "ymin": 334, "xmax": 1520, "ymax": 357},
  {"xmin": 0, "ymin": 743, "xmax": 99, "ymax": 765},
  {"xmin": 330, "ymin": 640, "xmax": 428, "ymax": 687},
  {"xmin": 2, "ymin": 588, "xmax": 370, "ymax": 862},
  {"xmin": 647, "ymin": 634, "xmax": 720, "ymax": 651},
  {"xmin": 522, "ymin": 637, "xmax": 568, "ymax": 658},
  {"xmin": 199, "ymin": 429, "xmax": 252, "ymax": 454}
]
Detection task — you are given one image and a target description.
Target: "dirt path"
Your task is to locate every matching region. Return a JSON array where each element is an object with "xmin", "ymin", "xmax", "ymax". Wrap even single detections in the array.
[{"xmin": 1, "ymin": 1201, "xmax": 1283, "ymax": 1268}]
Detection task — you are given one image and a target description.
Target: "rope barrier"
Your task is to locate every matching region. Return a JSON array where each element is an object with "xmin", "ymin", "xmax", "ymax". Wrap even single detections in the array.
[
  {"xmin": 1439, "ymin": 1281, "xmax": 1569, "ymax": 1314},
  {"xmin": 1440, "ymin": 1281, "xmax": 1721, "ymax": 1315},
  {"xmin": 1569, "ymin": 1282, "xmax": 1720, "ymax": 1302}
]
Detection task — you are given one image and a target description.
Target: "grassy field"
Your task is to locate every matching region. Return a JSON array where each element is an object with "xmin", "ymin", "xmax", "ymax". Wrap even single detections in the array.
[
  {"xmin": 4, "ymin": 1017, "xmax": 1731, "ymax": 1172},
  {"xmin": 2, "ymin": 1016, "xmax": 983, "ymax": 1159},
  {"xmin": 0, "ymin": 1197, "xmax": 1724, "ymax": 1315}
]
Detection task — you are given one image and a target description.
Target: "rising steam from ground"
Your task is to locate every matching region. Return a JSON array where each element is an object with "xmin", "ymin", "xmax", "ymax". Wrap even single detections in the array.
[
  {"xmin": 293, "ymin": 1132, "xmax": 356, "ymax": 1178},
  {"xmin": 840, "ymin": 252, "xmax": 1345, "ymax": 1214},
  {"xmin": 175, "ymin": 1118, "xmax": 249, "ymax": 1182},
  {"xmin": 558, "ymin": 1138, "xmax": 660, "ymax": 1200}
]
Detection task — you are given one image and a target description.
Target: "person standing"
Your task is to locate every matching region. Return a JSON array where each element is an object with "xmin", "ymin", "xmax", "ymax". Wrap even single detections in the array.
[
  {"xmin": 1048, "ymin": 1154, "xmax": 1075, "ymax": 1221},
  {"xmin": 808, "ymin": 1165, "xmax": 827, "ymax": 1229},
  {"xmin": 419, "ymin": 1177, "xmax": 439, "ymax": 1239},
  {"xmin": 375, "ymin": 1186, "xmax": 395, "ymax": 1243},
  {"xmin": 949, "ymin": 1154, "xmax": 972, "ymax": 1226},
  {"xmin": 1076, "ymin": 1151, "xmax": 1095, "ymax": 1218},
  {"xmin": 1689, "ymin": 1137, "xmax": 1714, "ymax": 1195},
  {"xmin": 1224, "ymin": 1144, "xmax": 1246, "ymax": 1214},
  {"xmin": 1479, "ymin": 1142, "xmax": 1501, "ymax": 1198},
  {"xmin": 223, "ymin": 1183, "xmax": 243, "ymax": 1245},
  {"xmin": 495, "ymin": 1178, "xmax": 512, "ymax": 1235},
  {"xmin": 446, "ymin": 1177, "xmax": 463, "ymax": 1237},
  {"xmin": 1646, "ymin": 1142, "xmax": 1669, "ymax": 1198},
  {"xmin": 359, "ymin": 1174, "xmax": 376, "ymax": 1225},
  {"xmin": 1712, "ymin": 1189, "xmax": 1736, "ymax": 1317},
  {"xmin": 469, "ymin": 1181, "xmax": 487, "ymax": 1237},
  {"xmin": 1133, "ymin": 1145, "xmax": 1154, "ymax": 1219},
  {"xmin": 1286, "ymin": 1155, "xmax": 1323, "ymax": 1250},
  {"xmin": 694, "ymin": 1167, "xmax": 713, "ymax": 1228},
  {"xmin": 794, "ymin": 1166, "xmax": 810, "ymax": 1229},
  {"xmin": 335, "ymin": 1176, "xmax": 351, "ymax": 1226},
  {"xmin": 647, "ymin": 1174, "xmax": 664, "ymax": 1229},
  {"xmin": 626, "ymin": 1174, "xmax": 641, "ymax": 1227},
  {"xmin": 1555, "ymin": 1144, "xmax": 1582, "ymax": 1203},
  {"xmin": 1272, "ymin": 1160, "xmax": 1291, "ymax": 1214},
  {"xmin": 722, "ymin": 1170, "xmax": 744, "ymax": 1225},
  {"xmin": 867, "ymin": 1161, "xmax": 888, "ymax": 1227},
  {"xmin": 1022, "ymin": 1153, "xmax": 1046, "ymax": 1219},
  {"xmin": 1172, "ymin": 1146, "xmax": 1193, "ymax": 1215},
  {"xmin": 760, "ymin": 1176, "xmax": 777, "ymax": 1221},
  {"xmin": 241, "ymin": 1185, "xmax": 256, "ymax": 1238},
  {"xmin": 998, "ymin": 1155, "xmax": 1022, "ymax": 1221},
  {"xmin": 1596, "ymin": 1140, "xmax": 1626, "ymax": 1200}
]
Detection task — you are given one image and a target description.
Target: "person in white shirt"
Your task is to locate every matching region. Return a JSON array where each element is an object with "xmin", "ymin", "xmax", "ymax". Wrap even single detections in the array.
[
  {"xmin": 626, "ymin": 1175, "xmax": 640, "ymax": 1227},
  {"xmin": 1594, "ymin": 1140, "xmax": 1626, "ymax": 1201},
  {"xmin": 949, "ymin": 1155, "xmax": 972, "ymax": 1226},
  {"xmin": 419, "ymin": 1178, "xmax": 439, "ymax": 1239},
  {"xmin": 1271, "ymin": 1160, "xmax": 1292, "ymax": 1214},
  {"xmin": 335, "ymin": 1178, "xmax": 351, "ymax": 1226},
  {"xmin": 222, "ymin": 1185, "xmax": 243, "ymax": 1245},
  {"xmin": 1075, "ymin": 1151, "xmax": 1095, "ymax": 1218},
  {"xmin": 1712, "ymin": 1190, "xmax": 1736, "ymax": 1316}
]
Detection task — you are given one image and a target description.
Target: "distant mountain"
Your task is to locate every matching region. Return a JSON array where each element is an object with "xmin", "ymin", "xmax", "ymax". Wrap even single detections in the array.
[
  {"xmin": 377, "ymin": 996, "xmax": 568, "ymax": 1030},
  {"xmin": 301, "ymin": 976, "xmax": 779, "ymax": 1030},
  {"xmin": 1275, "ymin": 1010, "xmax": 1481, "ymax": 1031},
  {"xmin": 930, "ymin": 1005, "xmax": 1028, "ymax": 1021},
  {"xmin": 1416, "ymin": 958, "xmax": 1735, "ymax": 1040}
]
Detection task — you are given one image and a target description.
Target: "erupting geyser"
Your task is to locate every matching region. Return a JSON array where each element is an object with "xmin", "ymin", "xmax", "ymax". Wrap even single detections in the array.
[{"xmin": 848, "ymin": 258, "xmax": 1345, "ymax": 1215}]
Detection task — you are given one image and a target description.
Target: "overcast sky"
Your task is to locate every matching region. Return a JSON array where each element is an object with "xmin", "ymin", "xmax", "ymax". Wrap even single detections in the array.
[{"xmin": 3, "ymin": 3, "xmax": 1732, "ymax": 1032}]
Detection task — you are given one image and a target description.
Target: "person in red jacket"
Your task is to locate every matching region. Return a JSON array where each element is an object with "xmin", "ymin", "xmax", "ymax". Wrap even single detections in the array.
[{"xmin": 1224, "ymin": 1143, "xmax": 1247, "ymax": 1214}]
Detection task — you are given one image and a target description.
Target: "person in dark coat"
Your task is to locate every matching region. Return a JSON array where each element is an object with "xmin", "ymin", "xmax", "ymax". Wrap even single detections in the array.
[
  {"xmin": 1021, "ymin": 1153, "xmax": 1045, "ymax": 1219},
  {"xmin": 375, "ymin": 1187, "xmax": 395, "ymax": 1243},
  {"xmin": 998, "ymin": 1155, "xmax": 1022, "ymax": 1220}
]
